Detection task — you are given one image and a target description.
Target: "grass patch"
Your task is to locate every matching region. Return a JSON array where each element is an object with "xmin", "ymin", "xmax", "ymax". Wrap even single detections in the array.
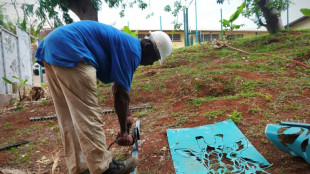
[
  {"xmin": 204, "ymin": 109, "xmax": 226, "ymax": 120},
  {"xmin": 227, "ymin": 110, "xmax": 243, "ymax": 124}
]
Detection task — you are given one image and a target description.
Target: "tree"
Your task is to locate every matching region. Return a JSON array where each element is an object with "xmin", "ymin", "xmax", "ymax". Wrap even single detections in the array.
[
  {"xmin": 165, "ymin": 0, "xmax": 290, "ymax": 34},
  {"xmin": 0, "ymin": 5, "xmax": 15, "ymax": 31},
  {"xmin": 23, "ymin": 0, "xmax": 149, "ymax": 28},
  {"xmin": 242, "ymin": 0, "xmax": 289, "ymax": 34}
]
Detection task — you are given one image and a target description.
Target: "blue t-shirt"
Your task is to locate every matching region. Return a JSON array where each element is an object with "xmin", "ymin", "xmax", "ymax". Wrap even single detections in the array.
[{"xmin": 35, "ymin": 20, "xmax": 141, "ymax": 91}]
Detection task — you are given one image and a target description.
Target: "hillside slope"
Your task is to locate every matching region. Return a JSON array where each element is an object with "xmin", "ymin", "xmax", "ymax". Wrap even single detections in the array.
[{"xmin": 1, "ymin": 30, "xmax": 310, "ymax": 173}]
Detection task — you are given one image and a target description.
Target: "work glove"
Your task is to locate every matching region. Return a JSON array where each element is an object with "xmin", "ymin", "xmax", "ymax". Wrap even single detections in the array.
[{"xmin": 116, "ymin": 132, "xmax": 134, "ymax": 146}]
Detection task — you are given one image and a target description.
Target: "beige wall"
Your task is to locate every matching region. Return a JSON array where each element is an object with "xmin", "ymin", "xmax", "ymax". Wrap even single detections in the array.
[
  {"xmin": 290, "ymin": 18, "xmax": 310, "ymax": 30},
  {"xmin": 137, "ymin": 30, "xmax": 268, "ymax": 48}
]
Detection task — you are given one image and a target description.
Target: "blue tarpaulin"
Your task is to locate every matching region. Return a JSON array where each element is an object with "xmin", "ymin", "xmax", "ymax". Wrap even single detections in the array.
[{"xmin": 166, "ymin": 120, "xmax": 271, "ymax": 174}]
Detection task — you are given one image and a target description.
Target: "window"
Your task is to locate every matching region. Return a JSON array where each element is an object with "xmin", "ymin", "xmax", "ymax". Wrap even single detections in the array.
[
  {"xmin": 203, "ymin": 34, "xmax": 211, "ymax": 41},
  {"xmin": 138, "ymin": 34, "xmax": 146, "ymax": 39},
  {"xmin": 236, "ymin": 34, "xmax": 243, "ymax": 38},
  {"xmin": 212, "ymin": 34, "xmax": 219, "ymax": 40},
  {"xmin": 168, "ymin": 34, "xmax": 181, "ymax": 41},
  {"xmin": 203, "ymin": 34, "xmax": 219, "ymax": 41}
]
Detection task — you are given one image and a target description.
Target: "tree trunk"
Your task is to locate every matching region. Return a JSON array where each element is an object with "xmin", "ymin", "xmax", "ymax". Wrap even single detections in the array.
[
  {"xmin": 67, "ymin": 0, "xmax": 98, "ymax": 21},
  {"xmin": 257, "ymin": 0, "xmax": 284, "ymax": 34}
]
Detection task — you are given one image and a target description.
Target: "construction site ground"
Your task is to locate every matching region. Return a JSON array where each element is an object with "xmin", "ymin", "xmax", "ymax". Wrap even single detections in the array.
[{"xmin": 1, "ymin": 30, "xmax": 310, "ymax": 173}]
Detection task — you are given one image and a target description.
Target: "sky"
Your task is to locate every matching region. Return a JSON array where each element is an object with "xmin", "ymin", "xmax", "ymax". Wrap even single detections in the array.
[
  {"xmin": 3, "ymin": 0, "xmax": 310, "ymax": 31},
  {"xmin": 89, "ymin": 0, "xmax": 309, "ymax": 31}
]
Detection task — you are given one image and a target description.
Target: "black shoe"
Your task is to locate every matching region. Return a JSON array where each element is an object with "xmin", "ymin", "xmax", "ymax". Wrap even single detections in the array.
[{"xmin": 102, "ymin": 157, "xmax": 137, "ymax": 174}]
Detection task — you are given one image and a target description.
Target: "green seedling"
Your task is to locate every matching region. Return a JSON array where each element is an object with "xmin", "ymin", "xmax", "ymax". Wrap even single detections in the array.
[
  {"xmin": 40, "ymin": 99, "xmax": 50, "ymax": 105},
  {"xmin": 227, "ymin": 110, "xmax": 243, "ymax": 124},
  {"xmin": 2, "ymin": 76, "xmax": 28, "ymax": 101},
  {"xmin": 265, "ymin": 94, "xmax": 272, "ymax": 102},
  {"xmin": 16, "ymin": 105, "xmax": 25, "ymax": 111}
]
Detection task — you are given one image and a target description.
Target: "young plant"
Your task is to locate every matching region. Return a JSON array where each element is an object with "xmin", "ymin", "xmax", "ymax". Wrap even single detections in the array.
[
  {"xmin": 123, "ymin": 26, "xmax": 138, "ymax": 37},
  {"xmin": 220, "ymin": 2, "xmax": 245, "ymax": 39},
  {"xmin": 2, "ymin": 76, "xmax": 28, "ymax": 101},
  {"xmin": 300, "ymin": 8, "xmax": 310, "ymax": 17},
  {"xmin": 227, "ymin": 110, "xmax": 243, "ymax": 124}
]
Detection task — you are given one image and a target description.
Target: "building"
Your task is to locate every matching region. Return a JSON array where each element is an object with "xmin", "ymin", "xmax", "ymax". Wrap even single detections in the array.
[
  {"xmin": 285, "ymin": 16, "xmax": 310, "ymax": 30},
  {"xmin": 39, "ymin": 27, "xmax": 268, "ymax": 48},
  {"xmin": 136, "ymin": 29, "xmax": 268, "ymax": 48}
]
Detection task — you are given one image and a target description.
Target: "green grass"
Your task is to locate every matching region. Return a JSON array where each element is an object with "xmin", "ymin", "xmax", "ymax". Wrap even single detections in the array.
[
  {"xmin": 133, "ymin": 110, "xmax": 149, "ymax": 118},
  {"xmin": 4, "ymin": 123, "xmax": 11, "ymax": 129},
  {"xmin": 204, "ymin": 109, "xmax": 226, "ymax": 120},
  {"xmin": 4, "ymin": 29, "xmax": 310, "ymax": 173},
  {"xmin": 227, "ymin": 110, "xmax": 243, "ymax": 124}
]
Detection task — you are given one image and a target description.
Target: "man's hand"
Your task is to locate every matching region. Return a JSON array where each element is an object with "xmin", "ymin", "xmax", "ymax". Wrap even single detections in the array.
[{"xmin": 116, "ymin": 132, "xmax": 134, "ymax": 146}]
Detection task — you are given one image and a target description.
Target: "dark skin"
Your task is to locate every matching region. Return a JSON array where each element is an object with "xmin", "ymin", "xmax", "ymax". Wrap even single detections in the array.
[{"xmin": 113, "ymin": 38, "xmax": 159, "ymax": 146}]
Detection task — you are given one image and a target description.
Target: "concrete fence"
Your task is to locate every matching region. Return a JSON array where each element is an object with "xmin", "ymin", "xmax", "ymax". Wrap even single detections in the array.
[{"xmin": 0, "ymin": 26, "xmax": 33, "ymax": 95}]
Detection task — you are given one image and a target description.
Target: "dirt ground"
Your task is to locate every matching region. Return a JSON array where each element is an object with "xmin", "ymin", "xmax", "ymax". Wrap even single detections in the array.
[{"xmin": 1, "ymin": 36, "xmax": 310, "ymax": 173}]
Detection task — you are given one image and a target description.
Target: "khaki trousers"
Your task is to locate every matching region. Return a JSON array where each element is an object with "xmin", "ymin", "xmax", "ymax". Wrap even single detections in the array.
[{"xmin": 43, "ymin": 61, "xmax": 112, "ymax": 174}]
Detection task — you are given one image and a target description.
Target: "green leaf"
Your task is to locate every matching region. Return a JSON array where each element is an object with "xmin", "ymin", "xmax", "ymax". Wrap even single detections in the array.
[
  {"xmin": 123, "ymin": 26, "xmax": 131, "ymax": 35},
  {"xmin": 229, "ymin": 2, "xmax": 245, "ymax": 22},
  {"xmin": 300, "ymin": 8, "xmax": 310, "ymax": 17},
  {"xmin": 164, "ymin": 5, "xmax": 171, "ymax": 12},
  {"xmin": 13, "ymin": 76, "xmax": 23, "ymax": 82},
  {"xmin": 132, "ymin": 30, "xmax": 138, "ymax": 37},
  {"xmin": 123, "ymin": 26, "xmax": 139, "ymax": 37},
  {"xmin": 2, "ymin": 77, "xmax": 15, "ymax": 85}
]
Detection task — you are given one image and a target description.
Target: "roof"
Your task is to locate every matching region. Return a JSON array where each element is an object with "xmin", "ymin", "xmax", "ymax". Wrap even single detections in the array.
[{"xmin": 285, "ymin": 16, "xmax": 309, "ymax": 28}]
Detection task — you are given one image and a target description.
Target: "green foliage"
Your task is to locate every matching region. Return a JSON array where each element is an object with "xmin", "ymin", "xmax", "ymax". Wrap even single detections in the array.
[
  {"xmin": 204, "ymin": 109, "xmax": 226, "ymax": 120},
  {"xmin": 40, "ymin": 99, "xmax": 50, "ymax": 105},
  {"xmin": 220, "ymin": 2, "xmax": 245, "ymax": 37},
  {"xmin": 40, "ymin": 82, "xmax": 48, "ymax": 88},
  {"xmin": 4, "ymin": 123, "xmax": 11, "ymax": 129},
  {"xmin": 174, "ymin": 116, "xmax": 188, "ymax": 126},
  {"xmin": 293, "ymin": 115, "xmax": 302, "ymax": 120},
  {"xmin": 19, "ymin": 0, "xmax": 150, "ymax": 30},
  {"xmin": 243, "ymin": 0, "xmax": 290, "ymax": 33},
  {"xmin": 229, "ymin": 2, "xmax": 245, "ymax": 22},
  {"xmin": 2, "ymin": 76, "xmax": 28, "ymax": 101},
  {"xmin": 301, "ymin": 8, "xmax": 310, "ymax": 17},
  {"xmin": 8, "ymin": 148, "xmax": 30, "ymax": 163},
  {"xmin": 123, "ymin": 26, "xmax": 138, "ymax": 37},
  {"xmin": 265, "ymin": 94, "xmax": 272, "ymax": 102},
  {"xmin": 15, "ymin": 105, "xmax": 25, "ymax": 111},
  {"xmin": 227, "ymin": 110, "xmax": 243, "ymax": 124},
  {"xmin": 0, "ymin": 6, "xmax": 15, "ymax": 31},
  {"xmin": 48, "ymin": 120, "xmax": 59, "ymax": 131},
  {"xmin": 133, "ymin": 110, "xmax": 148, "ymax": 118}
]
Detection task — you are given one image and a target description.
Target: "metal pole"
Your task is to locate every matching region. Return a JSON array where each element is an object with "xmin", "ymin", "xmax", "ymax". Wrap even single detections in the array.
[
  {"xmin": 186, "ymin": 8, "xmax": 189, "ymax": 46},
  {"xmin": 183, "ymin": 9, "xmax": 187, "ymax": 47},
  {"xmin": 221, "ymin": 8, "xmax": 223, "ymax": 39},
  {"xmin": 38, "ymin": 39, "xmax": 43, "ymax": 83},
  {"xmin": 286, "ymin": 0, "xmax": 289, "ymax": 29},
  {"xmin": 160, "ymin": 16, "xmax": 162, "ymax": 31},
  {"xmin": 195, "ymin": 0, "xmax": 198, "ymax": 43}
]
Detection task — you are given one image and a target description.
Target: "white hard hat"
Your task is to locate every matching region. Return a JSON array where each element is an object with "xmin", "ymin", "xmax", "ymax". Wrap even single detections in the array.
[{"xmin": 149, "ymin": 31, "xmax": 173, "ymax": 64}]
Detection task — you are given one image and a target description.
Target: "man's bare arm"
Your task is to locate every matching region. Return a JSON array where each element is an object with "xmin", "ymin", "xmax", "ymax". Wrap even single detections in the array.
[{"xmin": 112, "ymin": 83, "xmax": 133, "ymax": 145}]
